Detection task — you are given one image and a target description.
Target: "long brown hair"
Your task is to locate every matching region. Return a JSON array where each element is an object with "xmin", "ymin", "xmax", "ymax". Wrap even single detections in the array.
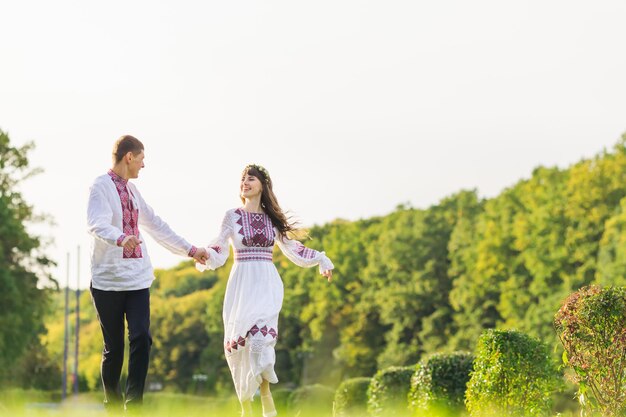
[{"xmin": 240, "ymin": 164, "xmax": 298, "ymax": 239}]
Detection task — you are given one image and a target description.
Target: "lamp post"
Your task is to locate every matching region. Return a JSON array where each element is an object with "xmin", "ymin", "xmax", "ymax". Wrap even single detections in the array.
[
  {"xmin": 62, "ymin": 252, "xmax": 70, "ymax": 400},
  {"xmin": 73, "ymin": 245, "xmax": 80, "ymax": 395}
]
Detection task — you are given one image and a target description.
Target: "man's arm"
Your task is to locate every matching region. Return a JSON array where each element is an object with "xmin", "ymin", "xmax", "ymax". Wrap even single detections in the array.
[
  {"xmin": 133, "ymin": 185, "xmax": 201, "ymax": 259},
  {"xmin": 87, "ymin": 184, "xmax": 125, "ymax": 246}
]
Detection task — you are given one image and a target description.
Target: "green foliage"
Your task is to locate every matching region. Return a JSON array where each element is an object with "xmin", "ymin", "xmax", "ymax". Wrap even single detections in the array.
[
  {"xmin": 597, "ymin": 198, "xmax": 626, "ymax": 286},
  {"xmin": 367, "ymin": 365, "xmax": 414, "ymax": 417},
  {"xmin": 554, "ymin": 285, "xmax": 626, "ymax": 416},
  {"xmin": 334, "ymin": 377, "xmax": 370, "ymax": 417},
  {"xmin": 42, "ymin": 289, "xmax": 113, "ymax": 391},
  {"xmin": 13, "ymin": 341, "xmax": 62, "ymax": 391},
  {"xmin": 288, "ymin": 384, "xmax": 335, "ymax": 415},
  {"xmin": 270, "ymin": 387, "xmax": 293, "ymax": 409},
  {"xmin": 408, "ymin": 351, "xmax": 474, "ymax": 416},
  {"xmin": 34, "ymin": 132, "xmax": 626, "ymax": 409},
  {"xmin": 465, "ymin": 329, "xmax": 561, "ymax": 417},
  {"xmin": 150, "ymin": 290, "xmax": 213, "ymax": 391},
  {"xmin": 152, "ymin": 262, "xmax": 218, "ymax": 297},
  {"xmin": 0, "ymin": 129, "xmax": 53, "ymax": 387}
]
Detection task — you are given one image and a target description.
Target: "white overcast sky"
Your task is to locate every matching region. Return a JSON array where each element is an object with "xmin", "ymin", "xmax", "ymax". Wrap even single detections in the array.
[{"xmin": 1, "ymin": 1, "xmax": 625, "ymax": 288}]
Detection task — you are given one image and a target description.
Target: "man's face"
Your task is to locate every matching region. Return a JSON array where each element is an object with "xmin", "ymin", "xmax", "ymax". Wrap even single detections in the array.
[{"xmin": 128, "ymin": 150, "xmax": 145, "ymax": 179}]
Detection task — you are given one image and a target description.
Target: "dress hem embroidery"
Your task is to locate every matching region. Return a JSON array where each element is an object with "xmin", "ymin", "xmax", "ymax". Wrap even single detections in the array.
[{"xmin": 225, "ymin": 324, "xmax": 278, "ymax": 353}]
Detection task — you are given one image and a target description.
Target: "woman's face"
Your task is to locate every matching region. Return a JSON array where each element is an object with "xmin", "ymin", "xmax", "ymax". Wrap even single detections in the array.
[{"xmin": 240, "ymin": 173, "xmax": 263, "ymax": 199}]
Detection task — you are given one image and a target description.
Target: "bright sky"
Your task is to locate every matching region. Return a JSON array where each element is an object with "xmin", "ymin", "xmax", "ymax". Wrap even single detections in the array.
[{"xmin": 1, "ymin": 1, "xmax": 625, "ymax": 289}]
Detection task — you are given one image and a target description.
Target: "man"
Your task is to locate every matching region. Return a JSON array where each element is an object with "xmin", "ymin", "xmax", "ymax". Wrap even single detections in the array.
[{"xmin": 87, "ymin": 135, "xmax": 207, "ymax": 412}]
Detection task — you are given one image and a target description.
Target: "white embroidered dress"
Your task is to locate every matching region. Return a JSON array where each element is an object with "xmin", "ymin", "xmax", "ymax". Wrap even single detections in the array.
[{"xmin": 197, "ymin": 208, "xmax": 334, "ymax": 401}]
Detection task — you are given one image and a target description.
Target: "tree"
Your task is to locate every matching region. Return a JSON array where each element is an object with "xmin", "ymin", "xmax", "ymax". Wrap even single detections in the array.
[
  {"xmin": 555, "ymin": 285, "xmax": 626, "ymax": 416},
  {"xmin": 0, "ymin": 129, "xmax": 54, "ymax": 385}
]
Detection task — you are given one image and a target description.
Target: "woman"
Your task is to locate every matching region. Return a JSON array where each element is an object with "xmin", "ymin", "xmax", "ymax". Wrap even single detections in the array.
[{"xmin": 197, "ymin": 164, "xmax": 334, "ymax": 417}]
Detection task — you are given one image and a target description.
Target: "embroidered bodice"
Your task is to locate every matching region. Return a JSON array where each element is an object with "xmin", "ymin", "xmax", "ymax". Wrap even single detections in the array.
[
  {"xmin": 235, "ymin": 208, "xmax": 275, "ymax": 247},
  {"xmin": 197, "ymin": 208, "xmax": 335, "ymax": 273}
]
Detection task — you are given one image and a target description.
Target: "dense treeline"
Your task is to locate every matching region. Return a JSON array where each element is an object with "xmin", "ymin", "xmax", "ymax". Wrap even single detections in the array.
[
  {"xmin": 35, "ymin": 134, "xmax": 626, "ymax": 394},
  {"xmin": 0, "ymin": 130, "xmax": 57, "ymax": 388}
]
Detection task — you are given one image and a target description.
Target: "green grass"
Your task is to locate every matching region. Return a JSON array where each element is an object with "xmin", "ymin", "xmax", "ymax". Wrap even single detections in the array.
[
  {"xmin": 0, "ymin": 390, "xmax": 287, "ymax": 417},
  {"xmin": 0, "ymin": 389, "xmax": 588, "ymax": 417}
]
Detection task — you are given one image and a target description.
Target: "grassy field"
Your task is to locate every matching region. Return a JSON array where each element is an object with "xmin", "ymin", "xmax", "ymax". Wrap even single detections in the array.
[
  {"xmin": 0, "ymin": 388, "xmax": 586, "ymax": 417},
  {"xmin": 0, "ymin": 389, "xmax": 339, "ymax": 417},
  {"xmin": 0, "ymin": 390, "xmax": 238, "ymax": 417}
]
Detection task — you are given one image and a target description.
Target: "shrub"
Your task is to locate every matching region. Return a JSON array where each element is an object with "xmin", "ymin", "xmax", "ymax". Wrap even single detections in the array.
[
  {"xmin": 288, "ymin": 384, "xmax": 334, "ymax": 415},
  {"xmin": 334, "ymin": 377, "xmax": 371, "ymax": 417},
  {"xmin": 367, "ymin": 365, "xmax": 415, "ymax": 417},
  {"xmin": 270, "ymin": 387, "xmax": 293, "ymax": 410},
  {"xmin": 554, "ymin": 285, "xmax": 626, "ymax": 416},
  {"xmin": 408, "ymin": 351, "xmax": 474, "ymax": 416},
  {"xmin": 465, "ymin": 329, "xmax": 560, "ymax": 417}
]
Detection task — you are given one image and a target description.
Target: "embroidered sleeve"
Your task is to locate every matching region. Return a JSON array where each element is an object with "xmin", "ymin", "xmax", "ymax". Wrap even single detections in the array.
[
  {"xmin": 196, "ymin": 210, "xmax": 233, "ymax": 271},
  {"xmin": 275, "ymin": 232, "xmax": 334, "ymax": 274}
]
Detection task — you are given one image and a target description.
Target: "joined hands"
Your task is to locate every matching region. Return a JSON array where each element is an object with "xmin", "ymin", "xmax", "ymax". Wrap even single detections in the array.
[{"xmin": 193, "ymin": 247, "xmax": 209, "ymax": 265}]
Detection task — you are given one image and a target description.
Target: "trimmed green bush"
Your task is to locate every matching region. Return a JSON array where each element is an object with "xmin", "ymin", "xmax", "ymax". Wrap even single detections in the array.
[
  {"xmin": 555, "ymin": 285, "xmax": 626, "ymax": 416},
  {"xmin": 408, "ymin": 351, "xmax": 474, "ymax": 416},
  {"xmin": 270, "ymin": 387, "xmax": 293, "ymax": 410},
  {"xmin": 367, "ymin": 365, "xmax": 415, "ymax": 417},
  {"xmin": 288, "ymin": 384, "xmax": 334, "ymax": 415},
  {"xmin": 334, "ymin": 377, "xmax": 371, "ymax": 417},
  {"xmin": 465, "ymin": 329, "xmax": 560, "ymax": 417}
]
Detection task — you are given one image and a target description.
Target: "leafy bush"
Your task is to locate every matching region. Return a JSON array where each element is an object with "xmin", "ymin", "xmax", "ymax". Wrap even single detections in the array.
[
  {"xmin": 288, "ymin": 384, "xmax": 334, "ymax": 415},
  {"xmin": 554, "ymin": 285, "xmax": 626, "ymax": 416},
  {"xmin": 270, "ymin": 387, "xmax": 293, "ymax": 410},
  {"xmin": 334, "ymin": 377, "xmax": 371, "ymax": 417},
  {"xmin": 13, "ymin": 341, "xmax": 63, "ymax": 391},
  {"xmin": 408, "ymin": 351, "xmax": 474, "ymax": 416},
  {"xmin": 465, "ymin": 329, "xmax": 560, "ymax": 417},
  {"xmin": 367, "ymin": 365, "xmax": 414, "ymax": 417}
]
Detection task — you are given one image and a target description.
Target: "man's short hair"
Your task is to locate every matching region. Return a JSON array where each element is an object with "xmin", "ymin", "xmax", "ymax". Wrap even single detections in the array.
[{"xmin": 112, "ymin": 135, "xmax": 144, "ymax": 164}]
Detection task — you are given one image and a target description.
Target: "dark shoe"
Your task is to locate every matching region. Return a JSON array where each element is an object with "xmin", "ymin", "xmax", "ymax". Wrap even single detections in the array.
[
  {"xmin": 103, "ymin": 399, "xmax": 124, "ymax": 415},
  {"xmin": 124, "ymin": 403, "xmax": 144, "ymax": 416}
]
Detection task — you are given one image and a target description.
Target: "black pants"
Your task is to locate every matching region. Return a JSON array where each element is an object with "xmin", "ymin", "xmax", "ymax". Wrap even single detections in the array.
[{"xmin": 91, "ymin": 285, "xmax": 152, "ymax": 411}]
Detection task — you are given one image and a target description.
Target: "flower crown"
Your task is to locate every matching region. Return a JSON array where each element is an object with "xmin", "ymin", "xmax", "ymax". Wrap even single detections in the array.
[{"xmin": 244, "ymin": 164, "xmax": 271, "ymax": 183}]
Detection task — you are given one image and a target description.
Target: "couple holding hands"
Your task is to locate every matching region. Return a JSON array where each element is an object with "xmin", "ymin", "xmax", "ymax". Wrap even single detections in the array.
[{"xmin": 87, "ymin": 135, "xmax": 334, "ymax": 416}]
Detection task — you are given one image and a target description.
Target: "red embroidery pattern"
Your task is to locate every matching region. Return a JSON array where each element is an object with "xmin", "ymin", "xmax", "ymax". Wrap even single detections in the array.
[
  {"xmin": 225, "ymin": 336, "xmax": 247, "ymax": 353},
  {"xmin": 235, "ymin": 209, "xmax": 275, "ymax": 247},
  {"xmin": 295, "ymin": 242, "xmax": 317, "ymax": 260},
  {"xmin": 224, "ymin": 324, "xmax": 278, "ymax": 353},
  {"xmin": 234, "ymin": 247, "xmax": 273, "ymax": 262},
  {"xmin": 210, "ymin": 245, "xmax": 222, "ymax": 254},
  {"xmin": 108, "ymin": 170, "xmax": 142, "ymax": 259}
]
